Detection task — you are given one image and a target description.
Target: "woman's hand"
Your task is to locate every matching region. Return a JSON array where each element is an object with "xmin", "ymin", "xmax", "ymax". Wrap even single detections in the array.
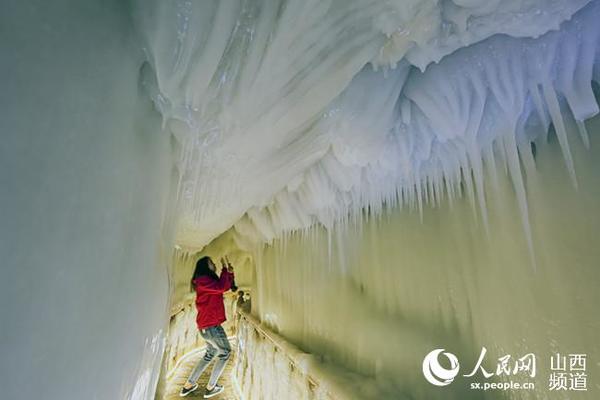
[
  {"xmin": 225, "ymin": 255, "xmax": 234, "ymax": 273},
  {"xmin": 220, "ymin": 256, "xmax": 233, "ymax": 272}
]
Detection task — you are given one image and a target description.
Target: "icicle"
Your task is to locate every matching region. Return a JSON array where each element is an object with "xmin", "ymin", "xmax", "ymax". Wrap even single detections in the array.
[
  {"xmin": 502, "ymin": 130, "xmax": 536, "ymax": 270},
  {"xmin": 432, "ymin": 172, "xmax": 441, "ymax": 208},
  {"xmin": 445, "ymin": 173, "xmax": 454, "ymax": 209},
  {"xmin": 459, "ymin": 152, "xmax": 478, "ymax": 225},
  {"xmin": 518, "ymin": 140, "xmax": 537, "ymax": 179},
  {"xmin": 576, "ymin": 120, "xmax": 591, "ymax": 149},
  {"xmin": 542, "ymin": 81, "xmax": 578, "ymax": 189},
  {"xmin": 468, "ymin": 144, "xmax": 489, "ymax": 234},
  {"xmin": 530, "ymin": 83, "xmax": 550, "ymax": 135},
  {"xmin": 482, "ymin": 144, "xmax": 500, "ymax": 195},
  {"xmin": 415, "ymin": 173, "xmax": 424, "ymax": 222},
  {"xmin": 426, "ymin": 176, "xmax": 434, "ymax": 206}
]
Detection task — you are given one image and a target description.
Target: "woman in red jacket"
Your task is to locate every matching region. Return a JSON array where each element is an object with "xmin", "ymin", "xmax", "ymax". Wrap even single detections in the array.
[{"xmin": 180, "ymin": 256, "xmax": 235, "ymax": 398}]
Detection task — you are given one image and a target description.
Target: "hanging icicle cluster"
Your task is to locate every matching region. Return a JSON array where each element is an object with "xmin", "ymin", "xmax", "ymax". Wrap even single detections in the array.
[
  {"xmin": 234, "ymin": 1, "xmax": 600, "ymax": 266},
  {"xmin": 133, "ymin": 0, "xmax": 597, "ymax": 249}
]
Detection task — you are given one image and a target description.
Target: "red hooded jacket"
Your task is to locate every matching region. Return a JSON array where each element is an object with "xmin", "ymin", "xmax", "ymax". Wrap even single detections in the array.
[{"xmin": 193, "ymin": 268, "xmax": 234, "ymax": 329}]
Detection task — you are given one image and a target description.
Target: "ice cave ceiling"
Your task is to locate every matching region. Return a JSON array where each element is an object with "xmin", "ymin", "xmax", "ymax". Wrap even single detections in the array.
[{"xmin": 133, "ymin": 0, "xmax": 600, "ymax": 249}]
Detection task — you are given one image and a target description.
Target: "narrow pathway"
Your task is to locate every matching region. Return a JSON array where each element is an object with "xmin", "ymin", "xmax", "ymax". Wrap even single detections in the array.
[{"xmin": 163, "ymin": 342, "xmax": 238, "ymax": 400}]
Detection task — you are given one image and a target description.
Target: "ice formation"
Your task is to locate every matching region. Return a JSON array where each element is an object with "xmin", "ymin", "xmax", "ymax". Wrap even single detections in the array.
[
  {"xmin": 3, "ymin": 0, "xmax": 600, "ymax": 399},
  {"xmin": 249, "ymin": 119, "xmax": 600, "ymax": 399},
  {"xmin": 134, "ymin": 0, "xmax": 598, "ymax": 251},
  {"xmin": 147, "ymin": 1, "xmax": 600, "ymax": 399},
  {"xmin": 0, "ymin": 2, "xmax": 176, "ymax": 399}
]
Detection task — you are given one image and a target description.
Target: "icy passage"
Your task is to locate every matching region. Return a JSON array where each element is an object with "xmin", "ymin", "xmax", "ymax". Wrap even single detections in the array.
[{"xmin": 2, "ymin": 0, "xmax": 600, "ymax": 399}]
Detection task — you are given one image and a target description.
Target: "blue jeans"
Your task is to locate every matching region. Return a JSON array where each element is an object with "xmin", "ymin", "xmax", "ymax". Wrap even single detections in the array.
[{"xmin": 186, "ymin": 325, "xmax": 232, "ymax": 388}]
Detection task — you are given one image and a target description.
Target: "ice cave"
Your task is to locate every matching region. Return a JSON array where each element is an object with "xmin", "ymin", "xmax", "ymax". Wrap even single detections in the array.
[{"xmin": 2, "ymin": 0, "xmax": 600, "ymax": 399}]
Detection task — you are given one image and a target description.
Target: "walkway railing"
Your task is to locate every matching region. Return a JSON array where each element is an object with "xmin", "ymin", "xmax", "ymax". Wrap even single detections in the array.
[{"xmin": 232, "ymin": 309, "xmax": 360, "ymax": 400}]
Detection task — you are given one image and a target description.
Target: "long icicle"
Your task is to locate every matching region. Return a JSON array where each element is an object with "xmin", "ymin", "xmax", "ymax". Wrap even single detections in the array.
[
  {"xmin": 502, "ymin": 128, "xmax": 537, "ymax": 270},
  {"xmin": 542, "ymin": 81, "xmax": 578, "ymax": 189}
]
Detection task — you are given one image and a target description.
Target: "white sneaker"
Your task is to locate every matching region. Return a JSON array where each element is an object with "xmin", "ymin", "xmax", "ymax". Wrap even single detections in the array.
[
  {"xmin": 203, "ymin": 384, "xmax": 224, "ymax": 398},
  {"xmin": 179, "ymin": 383, "xmax": 199, "ymax": 397}
]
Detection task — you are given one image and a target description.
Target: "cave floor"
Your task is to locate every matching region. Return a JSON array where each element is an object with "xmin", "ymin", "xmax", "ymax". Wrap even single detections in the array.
[{"xmin": 163, "ymin": 343, "xmax": 238, "ymax": 400}]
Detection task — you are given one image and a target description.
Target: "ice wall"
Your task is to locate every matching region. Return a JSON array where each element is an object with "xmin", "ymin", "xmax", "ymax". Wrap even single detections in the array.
[
  {"xmin": 249, "ymin": 115, "xmax": 600, "ymax": 399},
  {"xmin": 0, "ymin": 1, "xmax": 177, "ymax": 399}
]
